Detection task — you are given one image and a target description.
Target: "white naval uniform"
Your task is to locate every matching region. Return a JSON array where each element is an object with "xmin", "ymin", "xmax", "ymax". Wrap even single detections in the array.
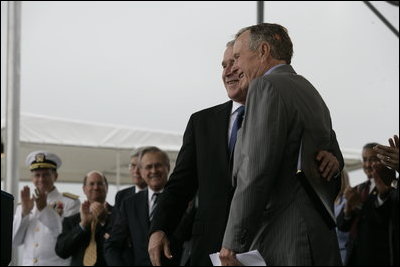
[{"xmin": 13, "ymin": 187, "xmax": 80, "ymax": 266}]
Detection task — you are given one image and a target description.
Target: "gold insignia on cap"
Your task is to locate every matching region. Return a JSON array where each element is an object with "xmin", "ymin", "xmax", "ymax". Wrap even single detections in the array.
[{"xmin": 35, "ymin": 153, "xmax": 45, "ymax": 163}]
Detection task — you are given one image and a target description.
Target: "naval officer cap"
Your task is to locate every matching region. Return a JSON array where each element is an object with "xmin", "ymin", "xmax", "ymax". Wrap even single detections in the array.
[{"xmin": 25, "ymin": 151, "xmax": 62, "ymax": 171}]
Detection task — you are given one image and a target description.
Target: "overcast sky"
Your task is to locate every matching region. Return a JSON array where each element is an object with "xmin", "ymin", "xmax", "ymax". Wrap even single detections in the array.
[{"xmin": 1, "ymin": 1, "xmax": 399, "ymax": 154}]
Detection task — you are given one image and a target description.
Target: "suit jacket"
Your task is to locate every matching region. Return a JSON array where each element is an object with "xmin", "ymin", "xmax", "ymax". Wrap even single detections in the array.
[
  {"xmin": 111, "ymin": 185, "xmax": 141, "ymax": 265},
  {"xmin": 150, "ymin": 101, "xmax": 234, "ymax": 265},
  {"xmin": 114, "ymin": 186, "xmax": 136, "ymax": 209},
  {"xmin": 223, "ymin": 65, "xmax": 343, "ymax": 266},
  {"xmin": 55, "ymin": 203, "xmax": 113, "ymax": 266},
  {"xmin": 104, "ymin": 190, "xmax": 180, "ymax": 266},
  {"xmin": 337, "ymin": 181, "xmax": 391, "ymax": 266}
]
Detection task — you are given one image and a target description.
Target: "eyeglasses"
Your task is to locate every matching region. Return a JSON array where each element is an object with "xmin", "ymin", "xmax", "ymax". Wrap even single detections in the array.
[
  {"xmin": 141, "ymin": 162, "xmax": 165, "ymax": 171},
  {"xmin": 128, "ymin": 163, "xmax": 136, "ymax": 170}
]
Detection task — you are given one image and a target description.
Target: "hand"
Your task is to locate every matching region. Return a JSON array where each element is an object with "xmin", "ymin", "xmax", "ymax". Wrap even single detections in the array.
[
  {"xmin": 33, "ymin": 188, "xmax": 48, "ymax": 211},
  {"xmin": 80, "ymin": 200, "xmax": 93, "ymax": 228},
  {"xmin": 20, "ymin": 186, "xmax": 34, "ymax": 216},
  {"xmin": 372, "ymin": 164, "xmax": 391, "ymax": 197},
  {"xmin": 148, "ymin": 231, "xmax": 173, "ymax": 266},
  {"xmin": 343, "ymin": 186, "xmax": 361, "ymax": 214},
  {"xmin": 316, "ymin": 150, "xmax": 340, "ymax": 181},
  {"xmin": 90, "ymin": 202, "xmax": 107, "ymax": 222},
  {"xmin": 219, "ymin": 247, "xmax": 242, "ymax": 266},
  {"xmin": 374, "ymin": 135, "xmax": 399, "ymax": 172}
]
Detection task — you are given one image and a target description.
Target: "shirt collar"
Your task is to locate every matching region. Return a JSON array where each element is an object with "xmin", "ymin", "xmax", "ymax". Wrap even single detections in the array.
[
  {"xmin": 231, "ymin": 101, "xmax": 244, "ymax": 115},
  {"xmin": 47, "ymin": 186, "xmax": 59, "ymax": 200},
  {"xmin": 148, "ymin": 187, "xmax": 163, "ymax": 202},
  {"xmin": 263, "ymin": 63, "xmax": 286, "ymax": 76}
]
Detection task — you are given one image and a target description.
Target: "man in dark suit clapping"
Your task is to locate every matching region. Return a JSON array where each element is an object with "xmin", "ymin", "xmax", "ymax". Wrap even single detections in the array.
[{"xmin": 56, "ymin": 171, "xmax": 112, "ymax": 266}]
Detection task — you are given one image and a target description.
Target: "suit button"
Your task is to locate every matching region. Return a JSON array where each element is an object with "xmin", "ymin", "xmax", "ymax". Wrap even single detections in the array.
[
  {"xmin": 34, "ymin": 243, "xmax": 39, "ymax": 248},
  {"xmin": 33, "ymin": 258, "xmax": 38, "ymax": 264},
  {"xmin": 34, "ymin": 227, "xmax": 40, "ymax": 232}
]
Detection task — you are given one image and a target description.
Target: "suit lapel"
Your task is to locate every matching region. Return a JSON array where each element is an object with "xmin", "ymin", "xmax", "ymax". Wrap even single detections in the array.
[
  {"xmin": 215, "ymin": 101, "xmax": 232, "ymax": 162},
  {"xmin": 134, "ymin": 190, "xmax": 149, "ymax": 233}
]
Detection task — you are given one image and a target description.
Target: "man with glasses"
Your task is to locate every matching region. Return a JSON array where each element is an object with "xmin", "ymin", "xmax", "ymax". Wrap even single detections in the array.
[
  {"xmin": 114, "ymin": 149, "xmax": 147, "ymax": 209},
  {"xmin": 104, "ymin": 146, "xmax": 180, "ymax": 266}
]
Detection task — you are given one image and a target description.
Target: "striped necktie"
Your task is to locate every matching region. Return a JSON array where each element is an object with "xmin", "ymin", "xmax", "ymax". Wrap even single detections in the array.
[
  {"xmin": 229, "ymin": 106, "xmax": 245, "ymax": 155},
  {"xmin": 149, "ymin": 193, "xmax": 160, "ymax": 221}
]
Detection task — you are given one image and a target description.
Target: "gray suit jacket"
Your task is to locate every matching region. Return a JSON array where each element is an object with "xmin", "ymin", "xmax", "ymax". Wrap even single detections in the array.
[{"xmin": 223, "ymin": 65, "xmax": 343, "ymax": 265}]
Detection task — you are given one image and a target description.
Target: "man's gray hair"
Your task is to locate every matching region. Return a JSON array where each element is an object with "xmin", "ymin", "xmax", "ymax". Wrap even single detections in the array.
[
  {"xmin": 226, "ymin": 40, "xmax": 235, "ymax": 48},
  {"xmin": 235, "ymin": 23, "xmax": 293, "ymax": 64},
  {"xmin": 131, "ymin": 147, "xmax": 145, "ymax": 158},
  {"xmin": 138, "ymin": 146, "xmax": 170, "ymax": 169}
]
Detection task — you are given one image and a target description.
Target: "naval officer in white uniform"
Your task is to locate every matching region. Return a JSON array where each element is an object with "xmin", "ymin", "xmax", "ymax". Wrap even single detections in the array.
[{"xmin": 13, "ymin": 151, "xmax": 81, "ymax": 266}]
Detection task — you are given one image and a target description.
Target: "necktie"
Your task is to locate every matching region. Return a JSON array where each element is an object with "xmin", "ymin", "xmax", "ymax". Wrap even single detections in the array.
[
  {"xmin": 149, "ymin": 193, "xmax": 159, "ymax": 221},
  {"xmin": 83, "ymin": 219, "xmax": 97, "ymax": 266},
  {"xmin": 228, "ymin": 106, "xmax": 245, "ymax": 155}
]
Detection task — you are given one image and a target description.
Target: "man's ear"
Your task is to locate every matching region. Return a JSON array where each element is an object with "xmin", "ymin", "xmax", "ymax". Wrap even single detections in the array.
[{"xmin": 259, "ymin": 42, "xmax": 270, "ymax": 60}]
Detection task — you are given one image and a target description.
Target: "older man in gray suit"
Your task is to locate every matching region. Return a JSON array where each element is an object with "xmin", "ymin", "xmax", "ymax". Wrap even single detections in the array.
[{"xmin": 219, "ymin": 23, "xmax": 343, "ymax": 266}]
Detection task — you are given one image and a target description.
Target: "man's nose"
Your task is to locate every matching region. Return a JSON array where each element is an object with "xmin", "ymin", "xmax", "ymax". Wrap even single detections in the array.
[{"xmin": 232, "ymin": 62, "xmax": 239, "ymax": 73}]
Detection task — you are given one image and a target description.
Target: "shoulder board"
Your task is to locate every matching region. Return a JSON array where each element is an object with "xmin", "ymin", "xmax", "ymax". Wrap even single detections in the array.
[{"xmin": 62, "ymin": 192, "xmax": 80, "ymax": 200}]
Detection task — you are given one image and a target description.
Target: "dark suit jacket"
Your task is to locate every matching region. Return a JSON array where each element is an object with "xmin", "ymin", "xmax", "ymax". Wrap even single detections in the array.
[
  {"xmin": 150, "ymin": 101, "xmax": 233, "ymax": 265},
  {"xmin": 110, "ymin": 185, "xmax": 140, "ymax": 265},
  {"xmin": 114, "ymin": 186, "xmax": 136, "ymax": 209},
  {"xmin": 104, "ymin": 190, "xmax": 180, "ymax": 266},
  {"xmin": 55, "ymin": 203, "xmax": 113, "ymax": 266},
  {"xmin": 223, "ymin": 65, "xmax": 343, "ymax": 265},
  {"xmin": 1, "ymin": 191, "xmax": 14, "ymax": 266},
  {"xmin": 337, "ymin": 181, "xmax": 391, "ymax": 266}
]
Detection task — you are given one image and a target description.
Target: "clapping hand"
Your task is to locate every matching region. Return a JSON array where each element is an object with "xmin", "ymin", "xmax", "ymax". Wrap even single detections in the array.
[
  {"xmin": 374, "ymin": 135, "xmax": 399, "ymax": 172},
  {"xmin": 80, "ymin": 200, "xmax": 93, "ymax": 228},
  {"xmin": 33, "ymin": 188, "xmax": 48, "ymax": 211},
  {"xmin": 21, "ymin": 186, "xmax": 34, "ymax": 216}
]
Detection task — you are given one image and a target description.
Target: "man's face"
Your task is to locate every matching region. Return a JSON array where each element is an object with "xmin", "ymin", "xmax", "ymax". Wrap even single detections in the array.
[
  {"xmin": 129, "ymin": 156, "xmax": 147, "ymax": 189},
  {"xmin": 233, "ymin": 30, "xmax": 264, "ymax": 87},
  {"xmin": 139, "ymin": 152, "xmax": 169, "ymax": 192},
  {"xmin": 83, "ymin": 172, "xmax": 108, "ymax": 203},
  {"xmin": 222, "ymin": 46, "xmax": 248, "ymax": 104},
  {"xmin": 362, "ymin": 148, "xmax": 381, "ymax": 179},
  {"xmin": 31, "ymin": 169, "xmax": 57, "ymax": 193}
]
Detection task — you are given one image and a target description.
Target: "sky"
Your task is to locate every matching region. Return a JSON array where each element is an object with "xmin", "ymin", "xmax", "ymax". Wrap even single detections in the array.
[{"xmin": 1, "ymin": 1, "xmax": 399, "ymax": 166}]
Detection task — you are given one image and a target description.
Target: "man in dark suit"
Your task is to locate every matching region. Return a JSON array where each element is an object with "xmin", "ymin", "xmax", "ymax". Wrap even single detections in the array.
[
  {"xmin": 114, "ymin": 148, "xmax": 147, "ymax": 209},
  {"xmin": 1, "ymin": 190, "xmax": 14, "ymax": 266},
  {"xmin": 374, "ymin": 135, "xmax": 399, "ymax": 266},
  {"xmin": 220, "ymin": 23, "xmax": 344, "ymax": 266},
  {"xmin": 56, "ymin": 171, "xmax": 113, "ymax": 266},
  {"xmin": 104, "ymin": 147, "xmax": 180, "ymax": 266},
  {"xmin": 148, "ymin": 39, "xmax": 342, "ymax": 266},
  {"xmin": 337, "ymin": 142, "xmax": 395, "ymax": 266}
]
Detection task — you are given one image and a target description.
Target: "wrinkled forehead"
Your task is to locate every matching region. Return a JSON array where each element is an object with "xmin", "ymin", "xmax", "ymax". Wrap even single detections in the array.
[
  {"xmin": 233, "ymin": 31, "xmax": 250, "ymax": 52},
  {"xmin": 140, "ymin": 152, "xmax": 165, "ymax": 165}
]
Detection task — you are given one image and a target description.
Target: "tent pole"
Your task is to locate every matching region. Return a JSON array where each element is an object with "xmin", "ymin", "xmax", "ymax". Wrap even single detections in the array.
[
  {"xmin": 116, "ymin": 151, "xmax": 121, "ymax": 191},
  {"xmin": 5, "ymin": 2, "xmax": 22, "ymax": 265},
  {"xmin": 5, "ymin": 1, "xmax": 21, "ymax": 204}
]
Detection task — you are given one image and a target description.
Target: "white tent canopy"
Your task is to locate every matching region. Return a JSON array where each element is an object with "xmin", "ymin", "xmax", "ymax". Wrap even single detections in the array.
[
  {"xmin": 2, "ymin": 113, "xmax": 363, "ymax": 186},
  {"xmin": 1, "ymin": 113, "xmax": 183, "ymax": 184}
]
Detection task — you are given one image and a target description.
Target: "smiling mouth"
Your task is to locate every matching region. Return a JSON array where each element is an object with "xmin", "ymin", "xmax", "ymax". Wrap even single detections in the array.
[{"xmin": 227, "ymin": 80, "xmax": 239, "ymax": 85}]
